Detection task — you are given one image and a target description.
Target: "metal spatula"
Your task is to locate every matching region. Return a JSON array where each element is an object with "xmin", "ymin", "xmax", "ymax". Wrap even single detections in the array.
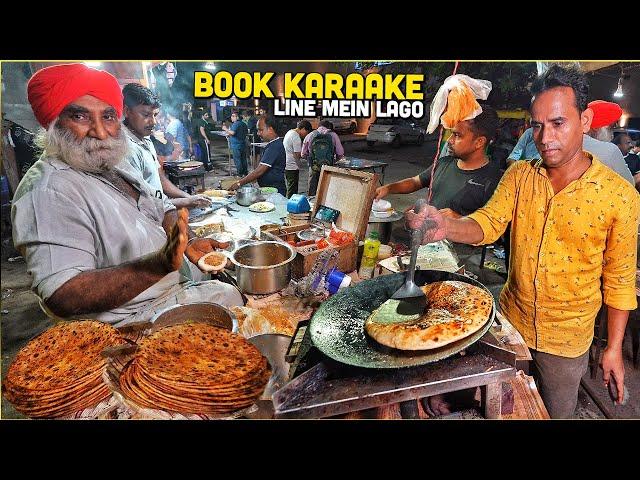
[{"xmin": 391, "ymin": 199, "xmax": 434, "ymax": 315}]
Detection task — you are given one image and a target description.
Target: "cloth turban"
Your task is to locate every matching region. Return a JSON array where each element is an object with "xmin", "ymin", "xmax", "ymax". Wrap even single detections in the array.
[
  {"xmin": 27, "ymin": 63, "xmax": 123, "ymax": 128},
  {"xmin": 587, "ymin": 100, "xmax": 622, "ymax": 130}
]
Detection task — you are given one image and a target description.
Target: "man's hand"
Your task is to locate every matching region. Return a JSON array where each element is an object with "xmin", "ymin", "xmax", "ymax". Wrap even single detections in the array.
[
  {"xmin": 185, "ymin": 194, "xmax": 212, "ymax": 208},
  {"xmin": 375, "ymin": 185, "xmax": 390, "ymax": 200},
  {"xmin": 439, "ymin": 208, "xmax": 462, "ymax": 219},
  {"xmin": 601, "ymin": 345, "xmax": 626, "ymax": 404},
  {"xmin": 158, "ymin": 208, "xmax": 188, "ymax": 272},
  {"xmin": 186, "ymin": 238, "xmax": 231, "ymax": 269},
  {"xmin": 405, "ymin": 204, "xmax": 447, "ymax": 243}
]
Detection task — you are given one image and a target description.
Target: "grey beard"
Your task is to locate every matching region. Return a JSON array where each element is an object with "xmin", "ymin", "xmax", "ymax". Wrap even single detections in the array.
[{"xmin": 39, "ymin": 120, "xmax": 129, "ymax": 173}]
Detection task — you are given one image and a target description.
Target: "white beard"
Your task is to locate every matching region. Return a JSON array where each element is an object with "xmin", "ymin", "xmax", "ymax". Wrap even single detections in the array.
[{"xmin": 40, "ymin": 120, "xmax": 129, "ymax": 173}]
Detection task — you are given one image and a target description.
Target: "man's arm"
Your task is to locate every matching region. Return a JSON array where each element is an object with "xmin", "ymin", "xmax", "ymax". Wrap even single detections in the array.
[
  {"xmin": 46, "ymin": 209, "xmax": 189, "ymax": 317},
  {"xmin": 407, "ymin": 164, "xmax": 521, "ymax": 245},
  {"xmin": 600, "ymin": 186, "xmax": 640, "ymax": 403},
  {"xmin": 601, "ymin": 306, "xmax": 629, "ymax": 404},
  {"xmin": 199, "ymin": 125, "xmax": 209, "ymax": 143},
  {"xmin": 405, "ymin": 205, "xmax": 485, "ymax": 244},
  {"xmin": 159, "ymin": 170, "xmax": 210, "ymax": 208},
  {"xmin": 375, "ymin": 175, "xmax": 423, "ymax": 200},
  {"xmin": 160, "ymin": 170, "xmax": 190, "ymax": 199},
  {"xmin": 230, "ymin": 164, "xmax": 269, "ymax": 190},
  {"xmin": 222, "ymin": 123, "xmax": 236, "ymax": 136},
  {"xmin": 634, "ymin": 172, "xmax": 640, "ymax": 192}
]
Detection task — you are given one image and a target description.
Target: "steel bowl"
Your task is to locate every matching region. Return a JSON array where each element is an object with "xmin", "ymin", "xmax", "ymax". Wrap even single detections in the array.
[
  {"xmin": 150, "ymin": 302, "xmax": 238, "ymax": 333},
  {"xmin": 230, "ymin": 241, "xmax": 296, "ymax": 294},
  {"xmin": 236, "ymin": 185, "xmax": 261, "ymax": 206}
]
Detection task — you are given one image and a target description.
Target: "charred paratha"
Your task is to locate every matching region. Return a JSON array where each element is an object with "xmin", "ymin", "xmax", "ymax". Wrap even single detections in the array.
[{"xmin": 364, "ymin": 281, "xmax": 493, "ymax": 350}]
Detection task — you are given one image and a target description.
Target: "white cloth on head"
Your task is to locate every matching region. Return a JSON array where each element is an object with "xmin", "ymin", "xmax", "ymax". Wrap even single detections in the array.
[{"xmin": 427, "ymin": 74, "xmax": 492, "ymax": 134}]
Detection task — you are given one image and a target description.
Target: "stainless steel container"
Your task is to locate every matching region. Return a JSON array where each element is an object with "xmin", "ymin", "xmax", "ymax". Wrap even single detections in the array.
[
  {"xmin": 230, "ymin": 241, "xmax": 296, "ymax": 294},
  {"xmin": 150, "ymin": 302, "xmax": 238, "ymax": 332},
  {"xmin": 236, "ymin": 185, "xmax": 261, "ymax": 206}
]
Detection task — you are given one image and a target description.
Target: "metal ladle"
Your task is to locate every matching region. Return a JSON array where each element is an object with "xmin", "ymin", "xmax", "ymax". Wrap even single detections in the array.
[{"xmin": 391, "ymin": 199, "xmax": 434, "ymax": 315}]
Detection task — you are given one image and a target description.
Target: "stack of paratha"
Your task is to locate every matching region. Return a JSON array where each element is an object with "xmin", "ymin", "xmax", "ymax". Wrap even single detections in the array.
[
  {"xmin": 119, "ymin": 323, "xmax": 271, "ymax": 415},
  {"xmin": 365, "ymin": 281, "xmax": 493, "ymax": 350},
  {"xmin": 2, "ymin": 321, "xmax": 126, "ymax": 418}
]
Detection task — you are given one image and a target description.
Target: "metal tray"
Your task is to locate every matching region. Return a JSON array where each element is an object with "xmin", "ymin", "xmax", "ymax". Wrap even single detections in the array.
[{"xmin": 309, "ymin": 270, "xmax": 496, "ymax": 368}]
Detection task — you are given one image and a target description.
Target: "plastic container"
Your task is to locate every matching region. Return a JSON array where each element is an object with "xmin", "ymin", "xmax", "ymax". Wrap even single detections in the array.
[
  {"xmin": 357, "ymin": 231, "xmax": 381, "ymax": 279},
  {"xmin": 326, "ymin": 269, "xmax": 352, "ymax": 292},
  {"xmin": 287, "ymin": 194, "xmax": 311, "ymax": 213}
]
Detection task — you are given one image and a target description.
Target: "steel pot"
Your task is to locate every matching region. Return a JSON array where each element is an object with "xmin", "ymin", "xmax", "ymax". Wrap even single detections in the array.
[
  {"xmin": 150, "ymin": 302, "xmax": 238, "ymax": 333},
  {"xmin": 230, "ymin": 241, "xmax": 296, "ymax": 294},
  {"xmin": 236, "ymin": 185, "xmax": 261, "ymax": 206}
]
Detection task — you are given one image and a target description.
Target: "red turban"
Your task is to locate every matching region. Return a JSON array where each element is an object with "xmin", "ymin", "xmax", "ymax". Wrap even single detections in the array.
[
  {"xmin": 587, "ymin": 100, "xmax": 622, "ymax": 130},
  {"xmin": 27, "ymin": 63, "xmax": 123, "ymax": 128}
]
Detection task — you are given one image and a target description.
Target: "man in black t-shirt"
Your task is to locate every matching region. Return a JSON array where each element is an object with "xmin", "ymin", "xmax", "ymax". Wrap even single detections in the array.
[
  {"xmin": 375, "ymin": 105, "xmax": 502, "ymax": 219},
  {"xmin": 192, "ymin": 110, "xmax": 212, "ymax": 170},
  {"xmin": 230, "ymin": 115, "xmax": 286, "ymax": 196}
]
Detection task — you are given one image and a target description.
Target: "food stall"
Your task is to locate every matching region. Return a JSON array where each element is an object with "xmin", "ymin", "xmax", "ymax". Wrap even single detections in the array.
[{"xmin": 2, "ymin": 165, "xmax": 548, "ymax": 420}]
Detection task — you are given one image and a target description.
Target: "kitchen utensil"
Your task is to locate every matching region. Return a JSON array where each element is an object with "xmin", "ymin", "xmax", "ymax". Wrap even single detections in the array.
[
  {"xmin": 390, "ymin": 199, "xmax": 429, "ymax": 315},
  {"xmin": 236, "ymin": 185, "xmax": 261, "ymax": 206},
  {"xmin": 150, "ymin": 302, "xmax": 238, "ymax": 333},
  {"xmin": 309, "ymin": 269, "xmax": 495, "ymax": 368},
  {"xmin": 230, "ymin": 241, "xmax": 296, "ymax": 294}
]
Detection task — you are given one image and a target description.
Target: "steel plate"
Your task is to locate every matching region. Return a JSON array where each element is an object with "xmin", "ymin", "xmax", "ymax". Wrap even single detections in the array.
[{"xmin": 310, "ymin": 270, "xmax": 496, "ymax": 368}]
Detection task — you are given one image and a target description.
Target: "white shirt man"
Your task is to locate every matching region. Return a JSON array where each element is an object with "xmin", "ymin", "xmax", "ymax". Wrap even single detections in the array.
[{"xmin": 282, "ymin": 120, "xmax": 312, "ymax": 198}]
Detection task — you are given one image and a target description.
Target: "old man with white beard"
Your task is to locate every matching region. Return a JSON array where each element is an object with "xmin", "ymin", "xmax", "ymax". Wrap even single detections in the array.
[{"xmin": 11, "ymin": 64, "xmax": 242, "ymax": 327}]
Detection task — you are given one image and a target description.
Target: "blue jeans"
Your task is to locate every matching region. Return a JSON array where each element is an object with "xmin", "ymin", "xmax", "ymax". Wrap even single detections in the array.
[{"xmin": 231, "ymin": 145, "xmax": 248, "ymax": 176}]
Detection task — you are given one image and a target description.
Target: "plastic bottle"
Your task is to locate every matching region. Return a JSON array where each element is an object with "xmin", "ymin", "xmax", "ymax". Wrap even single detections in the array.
[{"xmin": 358, "ymin": 231, "xmax": 381, "ymax": 279}]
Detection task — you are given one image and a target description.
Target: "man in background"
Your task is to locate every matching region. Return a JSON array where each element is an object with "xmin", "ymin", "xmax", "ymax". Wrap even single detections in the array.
[
  {"xmin": 222, "ymin": 111, "xmax": 248, "ymax": 176},
  {"xmin": 613, "ymin": 133, "xmax": 640, "ymax": 189},
  {"xmin": 230, "ymin": 115, "xmax": 286, "ymax": 196},
  {"xmin": 283, "ymin": 120, "xmax": 312, "ymax": 197},
  {"xmin": 121, "ymin": 83, "xmax": 210, "ymax": 209},
  {"xmin": 301, "ymin": 120, "xmax": 345, "ymax": 196}
]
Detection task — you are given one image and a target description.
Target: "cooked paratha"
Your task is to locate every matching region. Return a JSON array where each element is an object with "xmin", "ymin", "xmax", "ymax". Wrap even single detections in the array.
[
  {"xmin": 119, "ymin": 324, "xmax": 270, "ymax": 414},
  {"xmin": 364, "ymin": 281, "xmax": 492, "ymax": 350},
  {"xmin": 2, "ymin": 321, "xmax": 126, "ymax": 418}
]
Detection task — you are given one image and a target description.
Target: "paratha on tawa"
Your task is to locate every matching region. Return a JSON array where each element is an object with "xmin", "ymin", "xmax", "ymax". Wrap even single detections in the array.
[{"xmin": 364, "ymin": 281, "xmax": 492, "ymax": 350}]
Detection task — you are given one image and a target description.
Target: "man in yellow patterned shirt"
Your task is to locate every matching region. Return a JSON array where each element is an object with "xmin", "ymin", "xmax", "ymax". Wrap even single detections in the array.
[{"xmin": 408, "ymin": 65, "xmax": 639, "ymax": 418}]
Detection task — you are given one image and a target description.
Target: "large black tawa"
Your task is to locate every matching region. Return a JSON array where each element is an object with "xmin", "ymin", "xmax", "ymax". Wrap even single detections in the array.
[{"xmin": 310, "ymin": 270, "xmax": 495, "ymax": 368}]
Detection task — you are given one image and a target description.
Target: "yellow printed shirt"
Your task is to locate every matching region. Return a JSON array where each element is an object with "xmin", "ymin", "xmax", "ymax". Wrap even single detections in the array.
[{"xmin": 468, "ymin": 153, "xmax": 640, "ymax": 357}]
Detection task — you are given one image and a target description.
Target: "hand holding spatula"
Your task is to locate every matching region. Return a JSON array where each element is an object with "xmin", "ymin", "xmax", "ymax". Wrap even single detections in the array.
[
  {"xmin": 391, "ymin": 199, "xmax": 433, "ymax": 315},
  {"xmin": 405, "ymin": 199, "xmax": 447, "ymax": 244}
]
